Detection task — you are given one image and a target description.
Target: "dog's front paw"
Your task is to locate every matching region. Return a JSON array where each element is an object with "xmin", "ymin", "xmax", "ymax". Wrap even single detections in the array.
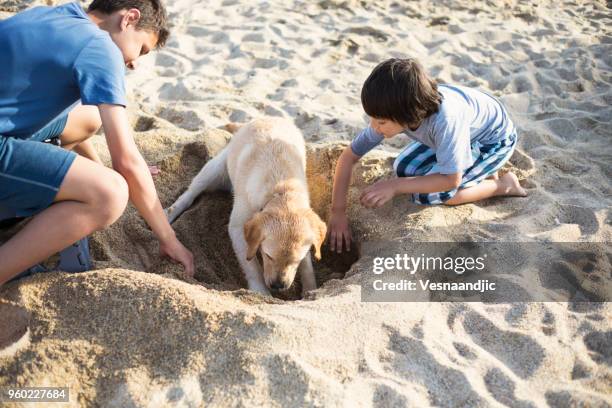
[
  {"xmin": 248, "ymin": 280, "xmax": 271, "ymax": 296},
  {"xmin": 301, "ymin": 286, "xmax": 316, "ymax": 299}
]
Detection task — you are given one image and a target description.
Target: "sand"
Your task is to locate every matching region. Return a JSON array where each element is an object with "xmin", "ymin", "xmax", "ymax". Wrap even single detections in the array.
[{"xmin": 1, "ymin": 0, "xmax": 611, "ymax": 406}]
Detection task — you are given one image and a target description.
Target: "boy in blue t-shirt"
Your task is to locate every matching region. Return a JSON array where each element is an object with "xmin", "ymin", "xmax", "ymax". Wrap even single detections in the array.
[
  {"xmin": 328, "ymin": 58, "xmax": 527, "ymax": 252},
  {"xmin": 0, "ymin": 0, "xmax": 194, "ymax": 282}
]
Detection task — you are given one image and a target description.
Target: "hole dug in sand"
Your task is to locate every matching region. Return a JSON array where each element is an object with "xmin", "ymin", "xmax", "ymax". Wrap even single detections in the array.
[
  {"xmin": 89, "ymin": 133, "xmax": 360, "ymax": 301},
  {"xmin": 133, "ymin": 115, "xmax": 158, "ymax": 132},
  {"xmin": 158, "ymin": 185, "xmax": 359, "ymax": 301},
  {"xmin": 0, "ymin": 300, "xmax": 30, "ymax": 358}
]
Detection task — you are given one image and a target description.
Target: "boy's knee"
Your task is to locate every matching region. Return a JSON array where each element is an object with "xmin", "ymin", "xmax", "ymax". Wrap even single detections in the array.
[
  {"xmin": 392, "ymin": 156, "xmax": 405, "ymax": 176},
  {"xmin": 392, "ymin": 157, "xmax": 399, "ymax": 172},
  {"xmin": 395, "ymin": 166, "xmax": 416, "ymax": 178},
  {"xmin": 61, "ymin": 107, "xmax": 102, "ymax": 146},
  {"xmin": 85, "ymin": 112, "xmax": 102, "ymax": 137},
  {"xmin": 393, "ymin": 158, "xmax": 418, "ymax": 178},
  {"xmin": 93, "ymin": 171, "xmax": 129, "ymax": 228},
  {"xmin": 443, "ymin": 196, "xmax": 459, "ymax": 206},
  {"xmin": 440, "ymin": 190, "xmax": 459, "ymax": 205},
  {"xmin": 412, "ymin": 189, "xmax": 457, "ymax": 206},
  {"xmin": 393, "ymin": 163, "xmax": 405, "ymax": 178}
]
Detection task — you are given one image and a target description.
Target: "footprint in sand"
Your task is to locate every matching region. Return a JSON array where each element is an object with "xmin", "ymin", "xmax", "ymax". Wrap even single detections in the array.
[
  {"xmin": 510, "ymin": 75, "xmax": 535, "ymax": 93},
  {"xmin": 556, "ymin": 204, "xmax": 599, "ymax": 235},
  {"xmin": 264, "ymin": 354, "xmax": 336, "ymax": 405},
  {"xmin": 242, "ymin": 32, "xmax": 265, "ymax": 43},
  {"xmin": 158, "ymin": 81, "xmax": 199, "ymax": 101},
  {"xmin": 540, "ymin": 309, "xmax": 556, "ymax": 336},
  {"xmin": 506, "ymin": 148, "xmax": 536, "ymax": 180},
  {"xmin": 583, "ymin": 330, "xmax": 612, "ymax": 367},
  {"xmin": 571, "ymin": 358, "xmax": 591, "ymax": 380},
  {"xmin": 504, "ymin": 303, "xmax": 528, "ymax": 325},
  {"xmin": 157, "ymin": 107, "xmax": 205, "ymax": 131},
  {"xmin": 538, "ymin": 258, "xmax": 603, "ymax": 302},
  {"xmin": 545, "ymin": 390, "xmax": 611, "ymax": 408},
  {"xmin": 155, "ymin": 52, "xmax": 187, "ymax": 70},
  {"xmin": 484, "ymin": 367, "xmax": 536, "ymax": 408},
  {"xmin": 133, "ymin": 115, "xmax": 158, "ymax": 132},
  {"xmin": 382, "ymin": 326, "xmax": 484, "ymax": 408},
  {"xmin": 452, "ymin": 342, "xmax": 477, "ymax": 360},
  {"xmin": 343, "ymin": 26, "xmax": 389, "ymax": 42},
  {"xmin": 543, "ymin": 117, "xmax": 577, "ymax": 141},
  {"xmin": 371, "ymin": 383, "xmax": 410, "ymax": 407},
  {"xmin": 185, "ymin": 26, "xmax": 212, "ymax": 37},
  {"xmin": 229, "ymin": 108, "xmax": 250, "ymax": 122},
  {"xmin": 462, "ymin": 311, "xmax": 545, "ymax": 379}
]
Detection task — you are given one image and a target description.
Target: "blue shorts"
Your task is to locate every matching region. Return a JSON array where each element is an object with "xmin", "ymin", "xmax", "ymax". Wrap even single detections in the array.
[
  {"xmin": 0, "ymin": 114, "xmax": 76, "ymax": 217},
  {"xmin": 393, "ymin": 132, "xmax": 518, "ymax": 205}
]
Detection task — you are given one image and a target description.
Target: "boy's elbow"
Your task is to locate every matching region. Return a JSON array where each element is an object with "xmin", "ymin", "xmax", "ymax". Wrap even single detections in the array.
[
  {"xmin": 446, "ymin": 172, "xmax": 462, "ymax": 189},
  {"xmin": 113, "ymin": 155, "xmax": 141, "ymax": 178}
]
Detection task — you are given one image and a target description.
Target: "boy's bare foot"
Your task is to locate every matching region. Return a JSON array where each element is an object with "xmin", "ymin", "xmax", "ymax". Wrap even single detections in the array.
[
  {"xmin": 499, "ymin": 172, "xmax": 527, "ymax": 197},
  {"xmin": 486, "ymin": 171, "xmax": 499, "ymax": 180}
]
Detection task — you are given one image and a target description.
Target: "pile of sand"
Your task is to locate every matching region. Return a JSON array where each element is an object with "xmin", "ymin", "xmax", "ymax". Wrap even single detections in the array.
[
  {"xmin": 1, "ymin": 0, "xmax": 611, "ymax": 406},
  {"xmin": 1, "ymin": 121, "xmax": 609, "ymax": 405}
]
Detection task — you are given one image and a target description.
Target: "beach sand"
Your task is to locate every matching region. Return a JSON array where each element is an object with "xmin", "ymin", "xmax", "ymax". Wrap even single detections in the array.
[{"xmin": 1, "ymin": 0, "xmax": 611, "ymax": 406}]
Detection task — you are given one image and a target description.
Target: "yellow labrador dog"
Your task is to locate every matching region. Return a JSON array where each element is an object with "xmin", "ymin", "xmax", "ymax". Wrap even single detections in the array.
[{"xmin": 166, "ymin": 117, "xmax": 326, "ymax": 296}]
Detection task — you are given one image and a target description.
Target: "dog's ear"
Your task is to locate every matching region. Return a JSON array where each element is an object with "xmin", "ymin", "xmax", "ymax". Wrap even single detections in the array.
[
  {"xmin": 244, "ymin": 212, "xmax": 266, "ymax": 261},
  {"xmin": 306, "ymin": 209, "xmax": 327, "ymax": 260}
]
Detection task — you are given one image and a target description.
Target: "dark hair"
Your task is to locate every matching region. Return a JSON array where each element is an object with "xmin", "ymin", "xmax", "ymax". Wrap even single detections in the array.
[
  {"xmin": 88, "ymin": 0, "xmax": 169, "ymax": 47},
  {"xmin": 361, "ymin": 58, "xmax": 442, "ymax": 127}
]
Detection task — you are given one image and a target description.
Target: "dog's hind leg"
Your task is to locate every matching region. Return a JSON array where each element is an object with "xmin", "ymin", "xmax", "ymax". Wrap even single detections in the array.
[
  {"xmin": 299, "ymin": 254, "xmax": 317, "ymax": 297},
  {"xmin": 166, "ymin": 148, "xmax": 231, "ymax": 224}
]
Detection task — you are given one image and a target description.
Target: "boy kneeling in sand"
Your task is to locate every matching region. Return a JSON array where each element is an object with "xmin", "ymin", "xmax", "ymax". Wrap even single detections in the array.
[
  {"xmin": 0, "ymin": 0, "xmax": 194, "ymax": 283},
  {"xmin": 328, "ymin": 58, "xmax": 526, "ymax": 252}
]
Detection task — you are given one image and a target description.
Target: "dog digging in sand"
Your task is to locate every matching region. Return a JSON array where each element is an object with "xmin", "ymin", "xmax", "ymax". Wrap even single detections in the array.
[{"xmin": 166, "ymin": 117, "xmax": 327, "ymax": 296}]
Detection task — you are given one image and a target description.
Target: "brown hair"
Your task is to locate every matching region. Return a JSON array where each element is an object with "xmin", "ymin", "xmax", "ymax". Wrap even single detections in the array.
[
  {"xmin": 361, "ymin": 58, "xmax": 442, "ymax": 127},
  {"xmin": 88, "ymin": 0, "xmax": 169, "ymax": 47}
]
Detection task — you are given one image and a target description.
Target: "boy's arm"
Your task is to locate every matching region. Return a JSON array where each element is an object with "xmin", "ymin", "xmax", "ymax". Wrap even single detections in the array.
[
  {"xmin": 360, "ymin": 172, "xmax": 461, "ymax": 208},
  {"xmin": 362, "ymin": 114, "xmax": 469, "ymax": 208},
  {"xmin": 331, "ymin": 145, "xmax": 361, "ymax": 212},
  {"xmin": 98, "ymin": 104, "xmax": 194, "ymax": 275},
  {"xmin": 393, "ymin": 172, "xmax": 462, "ymax": 194},
  {"xmin": 328, "ymin": 145, "xmax": 361, "ymax": 252}
]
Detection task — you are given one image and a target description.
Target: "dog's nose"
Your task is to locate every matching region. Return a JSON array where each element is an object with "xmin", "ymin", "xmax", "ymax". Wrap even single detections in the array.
[{"xmin": 270, "ymin": 281, "xmax": 286, "ymax": 291}]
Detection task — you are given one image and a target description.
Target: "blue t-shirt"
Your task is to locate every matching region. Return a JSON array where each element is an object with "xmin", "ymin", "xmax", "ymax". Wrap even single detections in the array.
[
  {"xmin": 351, "ymin": 84, "xmax": 516, "ymax": 174},
  {"xmin": 0, "ymin": 2, "xmax": 126, "ymax": 139}
]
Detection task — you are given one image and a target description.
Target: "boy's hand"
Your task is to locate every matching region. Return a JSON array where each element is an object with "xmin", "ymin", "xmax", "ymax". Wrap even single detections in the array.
[
  {"xmin": 328, "ymin": 210, "xmax": 352, "ymax": 253},
  {"xmin": 360, "ymin": 179, "xmax": 397, "ymax": 208},
  {"xmin": 160, "ymin": 236, "xmax": 195, "ymax": 277}
]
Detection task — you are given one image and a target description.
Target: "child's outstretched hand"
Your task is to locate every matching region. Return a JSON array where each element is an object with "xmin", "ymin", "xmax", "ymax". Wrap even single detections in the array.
[
  {"xmin": 160, "ymin": 236, "xmax": 195, "ymax": 277},
  {"xmin": 360, "ymin": 180, "xmax": 397, "ymax": 208},
  {"xmin": 328, "ymin": 210, "xmax": 352, "ymax": 253}
]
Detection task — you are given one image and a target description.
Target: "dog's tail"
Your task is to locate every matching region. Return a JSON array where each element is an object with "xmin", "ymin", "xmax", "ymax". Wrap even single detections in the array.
[{"xmin": 166, "ymin": 147, "xmax": 230, "ymax": 224}]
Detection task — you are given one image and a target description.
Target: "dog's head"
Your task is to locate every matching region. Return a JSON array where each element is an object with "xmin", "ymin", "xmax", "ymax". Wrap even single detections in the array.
[{"xmin": 243, "ymin": 208, "xmax": 327, "ymax": 292}]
